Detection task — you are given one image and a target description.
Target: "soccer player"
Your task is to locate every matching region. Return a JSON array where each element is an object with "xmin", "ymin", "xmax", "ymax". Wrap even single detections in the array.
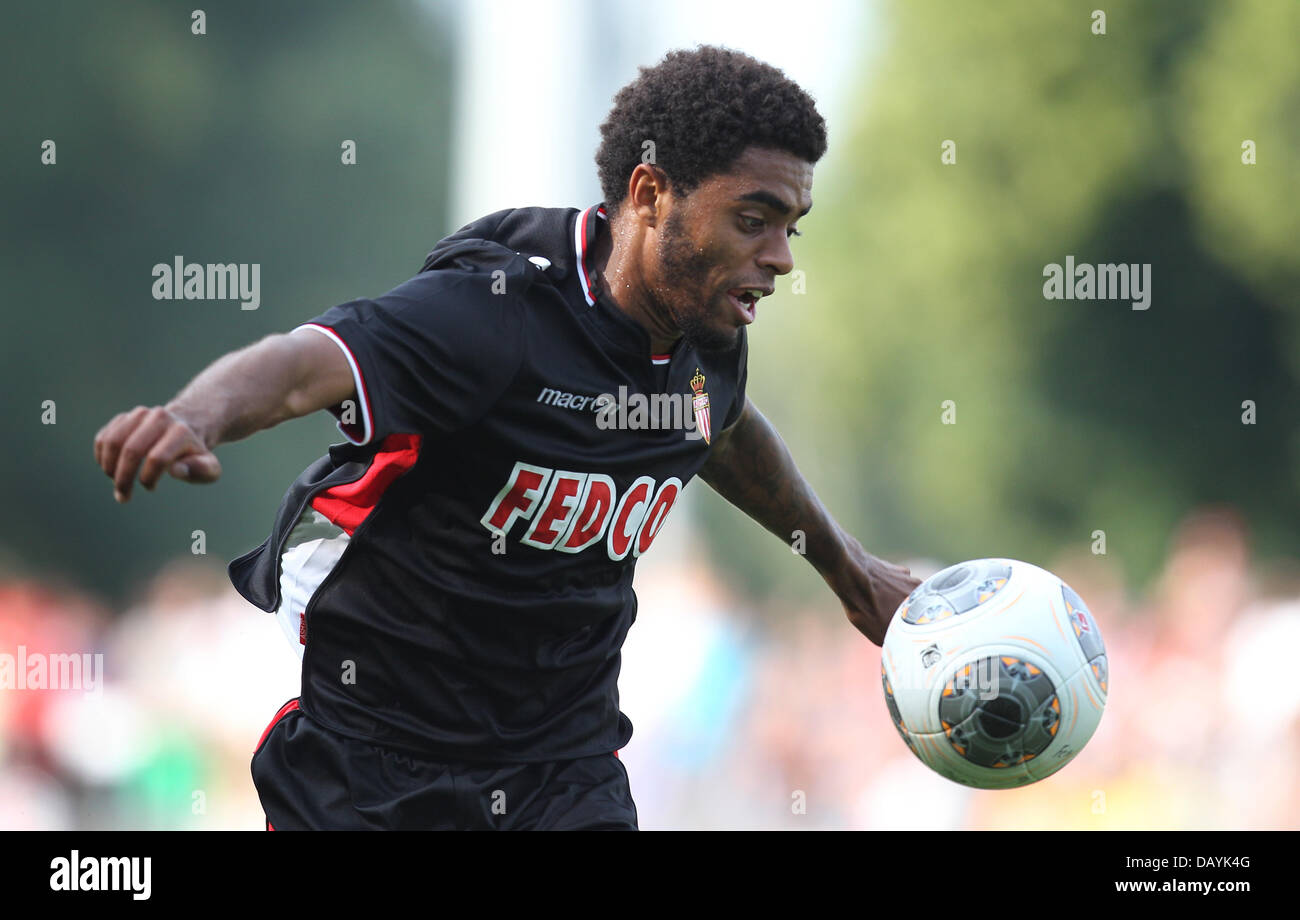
[{"xmin": 93, "ymin": 46, "xmax": 920, "ymax": 830}]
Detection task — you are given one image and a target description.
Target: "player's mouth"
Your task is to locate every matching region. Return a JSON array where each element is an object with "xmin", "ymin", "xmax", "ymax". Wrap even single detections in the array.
[{"xmin": 726, "ymin": 287, "xmax": 771, "ymax": 325}]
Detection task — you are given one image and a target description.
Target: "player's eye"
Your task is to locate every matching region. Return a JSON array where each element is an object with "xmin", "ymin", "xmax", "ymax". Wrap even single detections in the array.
[{"xmin": 741, "ymin": 215, "xmax": 801, "ymax": 238}]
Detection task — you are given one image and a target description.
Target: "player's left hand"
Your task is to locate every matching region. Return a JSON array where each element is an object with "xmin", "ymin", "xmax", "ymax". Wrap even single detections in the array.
[{"xmin": 826, "ymin": 535, "xmax": 920, "ymax": 645}]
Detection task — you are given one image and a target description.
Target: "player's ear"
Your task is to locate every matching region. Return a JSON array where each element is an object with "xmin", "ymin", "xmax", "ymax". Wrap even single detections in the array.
[{"xmin": 626, "ymin": 164, "xmax": 669, "ymax": 224}]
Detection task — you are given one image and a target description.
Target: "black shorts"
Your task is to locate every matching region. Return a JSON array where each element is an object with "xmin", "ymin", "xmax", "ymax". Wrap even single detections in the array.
[{"xmin": 251, "ymin": 698, "xmax": 639, "ymax": 831}]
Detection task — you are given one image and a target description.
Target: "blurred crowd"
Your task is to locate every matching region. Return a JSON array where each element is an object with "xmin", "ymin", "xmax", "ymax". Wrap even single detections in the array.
[
  {"xmin": 1, "ymin": 507, "xmax": 1297, "ymax": 830},
  {"xmin": 0, "ymin": 564, "xmax": 299, "ymax": 830},
  {"xmin": 624, "ymin": 507, "xmax": 1300, "ymax": 829}
]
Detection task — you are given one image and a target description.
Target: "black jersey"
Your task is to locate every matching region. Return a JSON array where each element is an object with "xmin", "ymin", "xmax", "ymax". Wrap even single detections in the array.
[{"xmin": 228, "ymin": 203, "xmax": 748, "ymax": 763}]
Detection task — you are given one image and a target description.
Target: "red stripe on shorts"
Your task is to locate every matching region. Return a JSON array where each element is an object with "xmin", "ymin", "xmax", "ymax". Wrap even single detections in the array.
[{"xmin": 255, "ymin": 698, "xmax": 301, "ymax": 753}]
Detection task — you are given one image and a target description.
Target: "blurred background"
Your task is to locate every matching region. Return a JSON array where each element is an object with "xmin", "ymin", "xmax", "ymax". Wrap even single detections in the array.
[{"xmin": 1, "ymin": 0, "xmax": 1297, "ymax": 829}]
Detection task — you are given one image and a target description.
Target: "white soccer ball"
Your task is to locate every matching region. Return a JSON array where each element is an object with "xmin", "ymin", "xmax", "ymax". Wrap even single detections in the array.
[{"xmin": 880, "ymin": 558, "xmax": 1108, "ymax": 789}]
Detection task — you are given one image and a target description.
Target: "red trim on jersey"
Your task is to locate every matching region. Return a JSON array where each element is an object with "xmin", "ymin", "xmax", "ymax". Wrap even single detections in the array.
[
  {"xmin": 577, "ymin": 206, "xmax": 596, "ymax": 304},
  {"xmin": 576, "ymin": 205, "xmax": 610, "ymax": 307},
  {"xmin": 309, "ymin": 432, "xmax": 422, "ymax": 535},
  {"xmin": 650, "ymin": 353, "xmax": 671, "ymax": 360},
  {"xmin": 255, "ymin": 698, "xmax": 301, "ymax": 753},
  {"xmin": 266, "ymin": 819, "xmax": 275, "ymax": 831}
]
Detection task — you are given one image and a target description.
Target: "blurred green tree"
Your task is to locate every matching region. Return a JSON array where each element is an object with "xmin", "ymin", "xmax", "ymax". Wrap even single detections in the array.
[
  {"xmin": 1, "ymin": 1, "xmax": 456, "ymax": 600},
  {"xmin": 697, "ymin": 0, "xmax": 1300, "ymax": 602}
]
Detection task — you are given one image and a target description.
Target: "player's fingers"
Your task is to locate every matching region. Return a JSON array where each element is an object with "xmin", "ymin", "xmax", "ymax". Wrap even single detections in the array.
[
  {"xmin": 112, "ymin": 407, "xmax": 173, "ymax": 502},
  {"xmin": 167, "ymin": 450, "xmax": 222, "ymax": 484},
  {"xmin": 138, "ymin": 422, "xmax": 207, "ymax": 491},
  {"xmin": 95, "ymin": 406, "xmax": 149, "ymax": 480}
]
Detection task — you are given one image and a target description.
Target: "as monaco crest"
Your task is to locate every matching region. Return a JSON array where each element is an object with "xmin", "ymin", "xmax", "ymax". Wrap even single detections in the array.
[{"xmin": 690, "ymin": 367, "xmax": 711, "ymax": 444}]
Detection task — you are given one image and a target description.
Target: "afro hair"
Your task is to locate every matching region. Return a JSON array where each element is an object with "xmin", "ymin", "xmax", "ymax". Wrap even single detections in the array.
[{"xmin": 595, "ymin": 45, "xmax": 827, "ymax": 217}]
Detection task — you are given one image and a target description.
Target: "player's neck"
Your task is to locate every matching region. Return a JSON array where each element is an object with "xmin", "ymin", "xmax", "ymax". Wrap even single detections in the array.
[{"xmin": 592, "ymin": 226, "xmax": 682, "ymax": 356}]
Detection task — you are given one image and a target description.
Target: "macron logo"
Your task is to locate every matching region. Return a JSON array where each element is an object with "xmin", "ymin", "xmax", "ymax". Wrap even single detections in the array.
[
  {"xmin": 50, "ymin": 850, "xmax": 151, "ymax": 901},
  {"xmin": 536, "ymin": 386, "xmax": 612, "ymax": 413}
]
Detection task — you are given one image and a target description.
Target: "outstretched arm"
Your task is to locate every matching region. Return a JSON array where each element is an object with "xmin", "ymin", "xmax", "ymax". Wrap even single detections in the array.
[
  {"xmin": 93, "ymin": 328, "xmax": 355, "ymax": 503},
  {"xmin": 697, "ymin": 397, "xmax": 920, "ymax": 644}
]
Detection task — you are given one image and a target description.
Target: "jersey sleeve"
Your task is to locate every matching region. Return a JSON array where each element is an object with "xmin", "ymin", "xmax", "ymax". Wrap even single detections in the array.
[
  {"xmin": 295, "ymin": 269, "xmax": 526, "ymax": 446},
  {"xmin": 719, "ymin": 329, "xmax": 749, "ymax": 433}
]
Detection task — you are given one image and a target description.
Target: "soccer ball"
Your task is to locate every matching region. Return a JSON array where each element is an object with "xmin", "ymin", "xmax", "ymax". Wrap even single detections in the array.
[{"xmin": 880, "ymin": 558, "xmax": 1107, "ymax": 789}]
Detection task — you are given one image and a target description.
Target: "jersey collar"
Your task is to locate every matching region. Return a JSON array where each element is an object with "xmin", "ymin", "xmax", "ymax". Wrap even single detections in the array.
[
  {"xmin": 574, "ymin": 203, "xmax": 683, "ymax": 365},
  {"xmin": 574, "ymin": 203, "xmax": 608, "ymax": 307}
]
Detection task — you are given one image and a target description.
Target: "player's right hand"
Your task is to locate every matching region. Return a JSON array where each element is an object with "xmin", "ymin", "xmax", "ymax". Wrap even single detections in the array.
[{"xmin": 93, "ymin": 405, "xmax": 222, "ymax": 503}]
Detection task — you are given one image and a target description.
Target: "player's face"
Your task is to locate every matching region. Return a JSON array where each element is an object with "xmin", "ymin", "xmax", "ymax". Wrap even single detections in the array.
[{"xmin": 651, "ymin": 147, "xmax": 813, "ymax": 354}]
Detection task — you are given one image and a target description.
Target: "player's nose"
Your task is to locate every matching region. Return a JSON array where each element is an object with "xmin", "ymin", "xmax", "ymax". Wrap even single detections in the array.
[{"xmin": 758, "ymin": 233, "xmax": 795, "ymax": 276}]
